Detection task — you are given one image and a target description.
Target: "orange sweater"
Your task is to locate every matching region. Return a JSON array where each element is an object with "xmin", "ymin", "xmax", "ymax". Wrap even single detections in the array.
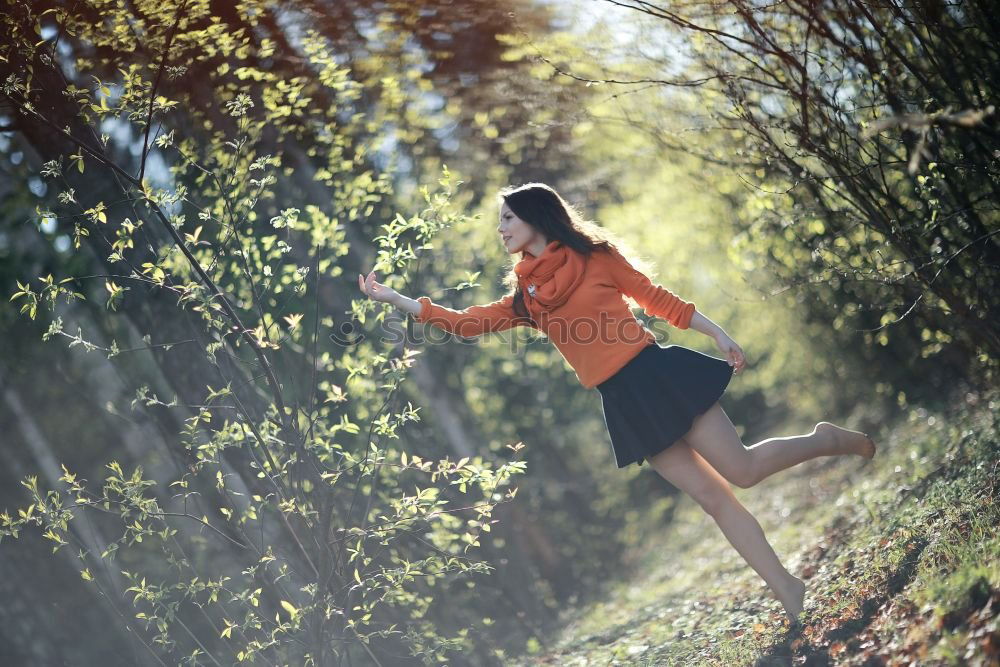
[{"xmin": 412, "ymin": 243, "xmax": 697, "ymax": 389}]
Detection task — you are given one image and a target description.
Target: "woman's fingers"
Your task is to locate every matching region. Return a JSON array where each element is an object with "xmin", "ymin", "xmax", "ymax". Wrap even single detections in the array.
[
  {"xmin": 726, "ymin": 345, "xmax": 744, "ymax": 373},
  {"xmin": 359, "ymin": 271, "xmax": 376, "ymax": 297}
]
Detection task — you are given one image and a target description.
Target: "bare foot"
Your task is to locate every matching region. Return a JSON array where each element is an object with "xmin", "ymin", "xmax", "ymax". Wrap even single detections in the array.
[
  {"xmin": 772, "ymin": 575, "xmax": 806, "ymax": 625},
  {"xmin": 815, "ymin": 421, "xmax": 876, "ymax": 459}
]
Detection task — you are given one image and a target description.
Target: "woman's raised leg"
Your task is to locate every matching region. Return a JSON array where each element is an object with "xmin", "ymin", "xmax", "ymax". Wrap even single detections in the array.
[
  {"xmin": 678, "ymin": 402, "xmax": 876, "ymax": 489},
  {"xmin": 645, "ymin": 439, "xmax": 806, "ymax": 623}
]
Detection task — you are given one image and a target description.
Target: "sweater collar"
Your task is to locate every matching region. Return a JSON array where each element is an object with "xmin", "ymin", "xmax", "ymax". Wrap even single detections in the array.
[{"xmin": 514, "ymin": 240, "xmax": 589, "ymax": 315}]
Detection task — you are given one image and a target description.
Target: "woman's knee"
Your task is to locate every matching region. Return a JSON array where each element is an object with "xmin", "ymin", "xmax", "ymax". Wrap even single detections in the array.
[
  {"xmin": 730, "ymin": 463, "xmax": 759, "ymax": 489},
  {"xmin": 697, "ymin": 452, "xmax": 757, "ymax": 489}
]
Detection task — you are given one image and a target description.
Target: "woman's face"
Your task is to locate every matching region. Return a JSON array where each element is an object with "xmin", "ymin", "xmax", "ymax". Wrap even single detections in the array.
[{"xmin": 498, "ymin": 201, "xmax": 545, "ymax": 255}]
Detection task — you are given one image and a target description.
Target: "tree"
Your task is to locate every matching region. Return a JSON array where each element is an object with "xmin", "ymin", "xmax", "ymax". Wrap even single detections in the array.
[
  {"xmin": 0, "ymin": 2, "xmax": 537, "ymax": 663},
  {"xmin": 553, "ymin": 0, "xmax": 999, "ymax": 396}
]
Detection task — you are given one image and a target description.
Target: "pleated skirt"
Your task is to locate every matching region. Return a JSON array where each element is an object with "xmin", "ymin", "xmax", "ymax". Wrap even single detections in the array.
[{"xmin": 596, "ymin": 343, "xmax": 735, "ymax": 468}]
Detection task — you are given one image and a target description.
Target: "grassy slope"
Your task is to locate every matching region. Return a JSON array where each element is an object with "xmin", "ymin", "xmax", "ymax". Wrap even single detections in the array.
[{"xmin": 510, "ymin": 388, "xmax": 1000, "ymax": 666}]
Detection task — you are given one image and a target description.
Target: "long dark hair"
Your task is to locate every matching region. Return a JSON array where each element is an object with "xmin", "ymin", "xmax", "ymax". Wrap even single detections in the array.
[{"xmin": 497, "ymin": 182, "xmax": 653, "ymax": 322}]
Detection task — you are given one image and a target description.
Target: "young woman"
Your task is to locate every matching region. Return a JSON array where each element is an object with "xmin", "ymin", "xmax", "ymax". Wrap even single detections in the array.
[{"xmin": 357, "ymin": 182, "xmax": 876, "ymax": 626}]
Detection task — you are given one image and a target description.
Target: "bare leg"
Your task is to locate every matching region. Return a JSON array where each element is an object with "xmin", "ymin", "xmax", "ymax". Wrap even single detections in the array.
[
  {"xmin": 646, "ymin": 440, "xmax": 806, "ymax": 624},
  {"xmin": 679, "ymin": 403, "xmax": 876, "ymax": 489}
]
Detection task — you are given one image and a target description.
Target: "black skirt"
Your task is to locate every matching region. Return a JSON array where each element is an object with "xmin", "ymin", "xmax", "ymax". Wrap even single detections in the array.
[{"xmin": 596, "ymin": 343, "xmax": 735, "ymax": 468}]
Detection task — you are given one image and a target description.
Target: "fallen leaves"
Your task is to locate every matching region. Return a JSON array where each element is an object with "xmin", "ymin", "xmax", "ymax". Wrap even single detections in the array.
[{"xmin": 518, "ymin": 400, "xmax": 1000, "ymax": 667}]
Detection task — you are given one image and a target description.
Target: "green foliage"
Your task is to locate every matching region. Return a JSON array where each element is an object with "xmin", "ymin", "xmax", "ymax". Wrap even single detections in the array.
[
  {"xmin": 8, "ymin": 275, "xmax": 85, "ymax": 320},
  {"xmin": 14, "ymin": 0, "xmax": 992, "ymax": 663},
  {"xmin": 548, "ymin": 0, "xmax": 1000, "ymax": 405},
  {"xmin": 0, "ymin": 2, "xmax": 547, "ymax": 664}
]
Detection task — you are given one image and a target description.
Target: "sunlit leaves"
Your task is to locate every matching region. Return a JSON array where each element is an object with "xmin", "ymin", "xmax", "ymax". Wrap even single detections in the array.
[
  {"xmin": 40, "ymin": 159, "xmax": 61, "ymax": 178},
  {"xmin": 104, "ymin": 279, "xmax": 128, "ymax": 311},
  {"xmin": 9, "ymin": 275, "xmax": 86, "ymax": 320},
  {"xmin": 322, "ymin": 382, "xmax": 347, "ymax": 405},
  {"xmin": 140, "ymin": 261, "xmax": 166, "ymax": 286},
  {"xmin": 268, "ymin": 207, "xmax": 299, "ymax": 229},
  {"xmin": 280, "ymin": 600, "xmax": 298, "ymax": 618},
  {"xmin": 9, "ymin": 280, "xmax": 39, "ymax": 319},
  {"xmin": 183, "ymin": 224, "xmax": 204, "ymax": 245},
  {"xmin": 155, "ymin": 129, "xmax": 175, "ymax": 148},
  {"xmin": 0, "ymin": 1, "xmax": 558, "ymax": 663},
  {"xmin": 225, "ymin": 92, "xmax": 254, "ymax": 117}
]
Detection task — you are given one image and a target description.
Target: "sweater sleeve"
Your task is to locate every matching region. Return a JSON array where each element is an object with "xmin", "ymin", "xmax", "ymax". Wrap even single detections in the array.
[
  {"xmin": 412, "ymin": 293, "xmax": 535, "ymax": 337},
  {"xmin": 603, "ymin": 248, "xmax": 697, "ymax": 329}
]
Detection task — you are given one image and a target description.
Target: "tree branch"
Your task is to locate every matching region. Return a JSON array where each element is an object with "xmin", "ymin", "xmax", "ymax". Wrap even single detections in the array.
[{"xmin": 137, "ymin": 0, "xmax": 189, "ymax": 184}]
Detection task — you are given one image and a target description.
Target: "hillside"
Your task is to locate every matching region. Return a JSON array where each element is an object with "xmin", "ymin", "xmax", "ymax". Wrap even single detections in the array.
[{"xmin": 513, "ymin": 388, "xmax": 1000, "ymax": 666}]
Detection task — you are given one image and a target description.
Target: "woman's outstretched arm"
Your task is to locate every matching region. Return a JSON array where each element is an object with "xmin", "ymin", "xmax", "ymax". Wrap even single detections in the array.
[
  {"xmin": 409, "ymin": 293, "xmax": 532, "ymax": 337},
  {"xmin": 390, "ymin": 293, "xmax": 423, "ymax": 318},
  {"xmin": 359, "ymin": 270, "xmax": 532, "ymax": 337}
]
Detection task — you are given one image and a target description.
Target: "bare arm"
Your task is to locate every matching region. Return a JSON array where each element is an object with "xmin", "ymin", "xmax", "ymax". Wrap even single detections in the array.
[
  {"xmin": 389, "ymin": 293, "xmax": 422, "ymax": 317},
  {"xmin": 687, "ymin": 310, "xmax": 727, "ymax": 340},
  {"xmin": 690, "ymin": 309, "xmax": 746, "ymax": 373},
  {"xmin": 358, "ymin": 270, "xmax": 530, "ymax": 337}
]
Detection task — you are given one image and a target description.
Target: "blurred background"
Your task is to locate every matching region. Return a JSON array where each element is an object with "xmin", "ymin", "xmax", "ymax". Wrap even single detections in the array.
[{"xmin": 1, "ymin": 0, "xmax": 996, "ymax": 664}]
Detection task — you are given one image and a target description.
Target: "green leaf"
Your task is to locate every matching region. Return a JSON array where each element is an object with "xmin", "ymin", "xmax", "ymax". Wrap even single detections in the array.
[{"xmin": 280, "ymin": 600, "xmax": 298, "ymax": 617}]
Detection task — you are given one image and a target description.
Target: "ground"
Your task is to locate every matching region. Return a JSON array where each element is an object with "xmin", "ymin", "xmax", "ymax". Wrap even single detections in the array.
[{"xmin": 511, "ymin": 388, "xmax": 1000, "ymax": 666}]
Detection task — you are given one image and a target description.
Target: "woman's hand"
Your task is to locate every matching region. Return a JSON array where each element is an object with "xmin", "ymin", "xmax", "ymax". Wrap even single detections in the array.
[
  {"xmin": 358, "ymin": 270, "xmax": 399, "ymax": 305},
  {"xmin": 714, "ymin": 332, "xmax": 746, "ymax": 374}
]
